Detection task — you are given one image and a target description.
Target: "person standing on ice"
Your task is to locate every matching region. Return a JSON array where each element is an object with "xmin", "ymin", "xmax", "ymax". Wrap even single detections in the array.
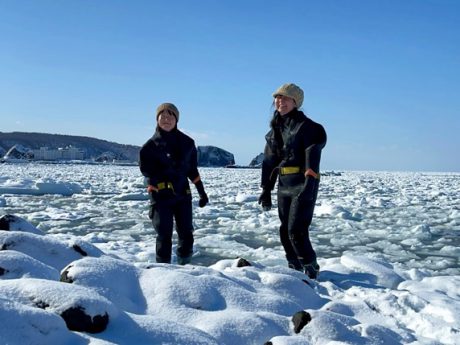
[
  {"xmin": 139, "ymin": 103, "xmax": 209, "ymax": 265},
  {"xmin": 259, "ymin": 83, "xmax": 327, "ymax": 279}
]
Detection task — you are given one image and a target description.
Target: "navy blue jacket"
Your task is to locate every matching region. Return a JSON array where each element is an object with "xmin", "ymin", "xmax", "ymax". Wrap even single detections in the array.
[{"xmin": 139, "ymin": 128, "xmax": 200, "ymax": 196}]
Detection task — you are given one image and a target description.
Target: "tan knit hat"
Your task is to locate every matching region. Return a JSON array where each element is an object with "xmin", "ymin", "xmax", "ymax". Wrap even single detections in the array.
[
  {"xmin": 272, "ymin": 83, "xmax": 304, "ymax": 108},
  {"xmin": 156, "ymin": 103, "xmax": 180, "ymax": 122}
]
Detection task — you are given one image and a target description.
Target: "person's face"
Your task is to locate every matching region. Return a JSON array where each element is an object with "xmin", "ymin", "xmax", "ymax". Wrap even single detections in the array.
[
  {"xmin": 275, "ymin": 95, "xmax": 296, "ymax": 115},
  {"xmin": 157, "ymin": 110, "xmax": 177, "ymax": 132}
]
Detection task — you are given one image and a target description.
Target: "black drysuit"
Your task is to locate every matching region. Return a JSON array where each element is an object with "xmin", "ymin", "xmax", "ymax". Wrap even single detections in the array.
[
  {"xmin": 261, "ymin": 109, "xmax": 327, "ymax": 267},
  {"xmin": 139, "ymin": 127, "xmax": 200, "ymax": 263}
]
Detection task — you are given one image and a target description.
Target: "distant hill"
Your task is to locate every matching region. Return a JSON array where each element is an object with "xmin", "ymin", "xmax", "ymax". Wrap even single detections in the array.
[
  {"xmin": 0, "ymin": 132, "xmax": 140, "ymax": 162},
  {"xmin": 0, "ymin": 132, "xmax": 234, "ymax": 167}
]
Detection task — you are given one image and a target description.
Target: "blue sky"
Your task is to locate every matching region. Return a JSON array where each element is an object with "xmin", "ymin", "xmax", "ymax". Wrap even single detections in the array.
[{"xmin": 1, "ymin": 0, "xmax": 459, "ymax": 171}]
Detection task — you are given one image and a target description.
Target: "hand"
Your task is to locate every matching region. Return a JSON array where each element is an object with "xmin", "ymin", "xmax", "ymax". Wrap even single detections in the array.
[
  {"xmin": 258, "ymin": 189, "xmax": 272, "ymax": 211},
  {"xmin": 198, "ymin": 193, "xmax": 209, "ymax": 207},
  {"xmin": 148, "ymin": 185, "xmax": 174, "ymax": 200},
  {"xmin": 147, "ymin": 185, "xmax": 158, "ymax": 193}
]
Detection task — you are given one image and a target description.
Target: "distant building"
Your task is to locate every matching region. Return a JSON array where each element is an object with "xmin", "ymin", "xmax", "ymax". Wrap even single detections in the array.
[{"xmin": 32, "ymin": 146, "xmax": 85, "ymax": 160}]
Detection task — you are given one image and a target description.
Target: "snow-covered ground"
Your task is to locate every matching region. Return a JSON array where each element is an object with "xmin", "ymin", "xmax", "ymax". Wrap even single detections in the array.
[{"xmin": 0, "ymin": 163, "xmax": 459, "ymax": 344}]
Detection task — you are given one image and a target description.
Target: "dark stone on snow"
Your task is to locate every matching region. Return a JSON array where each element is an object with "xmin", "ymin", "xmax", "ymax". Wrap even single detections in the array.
[
  {"xmin": 0, "ymin": 215, "xmax": 13, "ymax": 231},
  {"xmin": 72, "ymin": 244, "xmax": 87, "ymax": 256},
  {"xmin": 302, "ymin": 279, "xmax": 313, "ymax": 287},
  {"xmin": 60, "ymin": 306, "xmax": 109, "ymax": 333},
  {"xmin": 1, "ymin": 242, "xmax": 12, "ymax": 250},
  {"xmin": 263, "ymin": 342, "xmax": 273, "ymax": 345},
  {"xmin": 236, "ymin": 258, "xmax": 251, "ymax": 267},
  {"xmin": 0, "ymin": 267, "xmax": 6, "ymax": 276},
  {"xmin": 35, "ymin": 300, "xmax": 50, "ymax": 309},
  {"xmin": 60, "ymin": 266, "xmax": 74, "ymax": 283},
  {"xmin": 292, "ymin": 310, "xmax": 312, "ymax": 334}
]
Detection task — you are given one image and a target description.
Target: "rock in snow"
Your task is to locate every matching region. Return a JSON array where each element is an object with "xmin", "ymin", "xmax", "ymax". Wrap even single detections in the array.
[
  {"xmin": 0, "ymin": 214, "xmax": 44, "ymax": 235},
  {"xmin": 0, "ymin": 214, "xmax": 459, "ymax": 344}
]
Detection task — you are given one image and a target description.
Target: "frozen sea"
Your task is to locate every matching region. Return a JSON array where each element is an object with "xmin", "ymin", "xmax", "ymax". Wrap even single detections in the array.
[
  {"xmin": 1, "ymin": 164, "xmax": 458, "ymax": 276},
  {"xmin": 0, "ymin": 163, "xmax": 459, "ymax": 344}
]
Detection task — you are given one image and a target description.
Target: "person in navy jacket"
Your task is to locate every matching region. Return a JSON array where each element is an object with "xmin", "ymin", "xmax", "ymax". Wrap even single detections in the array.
[{"xmin": 140, "ymin": 103, "xmax": 208, "ymax": 265}]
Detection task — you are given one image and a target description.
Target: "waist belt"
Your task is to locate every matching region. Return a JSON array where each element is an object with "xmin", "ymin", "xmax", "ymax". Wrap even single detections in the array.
[
  {"xmin": 157, "ymin": 182, "xmax": 192, "ymax": 195},
  {"xmin": 279, "ymin": 166, "xmax": 302, "ymax": 175},
  {"xmin": 157, "ymin": 182, "xmax": 174, "ymax": 191}
]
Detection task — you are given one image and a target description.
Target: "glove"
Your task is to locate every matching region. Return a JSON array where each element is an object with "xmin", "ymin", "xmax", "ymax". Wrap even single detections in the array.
[
  {"xmin": 198, "ymin": 193, "xmax": 209, "ymax": 208},
  {"xmin": 195, "ymin": 179, "xmax": 209, "ymax": 208},
  {"xmin": 258, "ymin": 188, "xmax": 272, "ymax": 211}
]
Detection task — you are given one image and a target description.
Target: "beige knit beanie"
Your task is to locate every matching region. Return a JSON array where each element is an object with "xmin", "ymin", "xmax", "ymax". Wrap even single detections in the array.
[
  {"xmin": 272, "ymin": 83, "xmax": 304, "ymax": 108},
  {"xmin": 156, "ymin": 103, "xmax": 180, "ymax": 122}
]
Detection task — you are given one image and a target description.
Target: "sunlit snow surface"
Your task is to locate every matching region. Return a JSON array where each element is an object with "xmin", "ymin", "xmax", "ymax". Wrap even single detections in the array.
[
  {"xmin": 1, "ymin": 164, "xmax": 458, "ymax": 275},
  {"xmin": 1, "ymin": 163, "xmax": 459, "ymax": 345}
]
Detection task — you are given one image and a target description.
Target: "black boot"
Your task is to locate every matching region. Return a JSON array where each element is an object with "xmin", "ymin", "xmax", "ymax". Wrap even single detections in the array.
[
  {"xmin": 303, "ymin": 260, "xmax": 320, "ymax": 279},
  {"xmin": 287, "ymin": 259, "xmax": 303, "ymax": 271},
  {"xmin": 177, "ymin": 255, "xmax": 192, "ymax": 265}
]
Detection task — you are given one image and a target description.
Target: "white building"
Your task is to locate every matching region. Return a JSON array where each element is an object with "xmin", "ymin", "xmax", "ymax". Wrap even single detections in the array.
[
  {"xmin": 60, "ymin": 146, "xmax": 85, "ymax": 160},
  {"xmin": 32, "ymin": 146, "xmax": 85, "ymax": 161}
]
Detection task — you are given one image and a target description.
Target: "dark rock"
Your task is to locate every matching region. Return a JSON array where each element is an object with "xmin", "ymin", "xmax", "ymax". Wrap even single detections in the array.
[
  {"xmin": 1, "ymin": 242, "xmax": 12, "ymax": 250},
  {"xmin": 302, "ymin": 279, "xmax": 313, "ymax": 287},
  {"xmin": 0, "ymin": 214, "xmax": 44, "ymax": 234},
  {"xmin": 0, "ymin": 214, "xmax": 12, "ymax": 230},
  {"xmin": 35, "ymin": 300, "xmax": 50, "ymax": 309},
  {"xmin": 95, "ymin": 151, "xmax": 117, "ymax": 163},
  {"xmin": 321, "ymin": 171, "xmax": 342, "ymax": 177},
  {"xmin": 292, "ymin": 310, "xmax": 312, "ymax": 334},
  {"xmin": 197, "ymin": 146, "xmax": 235, "ymax": 167},
  {"xmin": 1, "ymin": 144, "xmax": 33, "ymax": 160},
  {"xmin": 60, "ymin": 266, "xmax": 74, "ymax": 283},
  {"xmin": 249, "ymin": 153, "xmax": 264, "ymax": 167},
  {"xmin": 263, "ymin": 342, "xmax": 273, "ymax": 345},
  {"xmin": 72, "ymin": 244, "xmax": 87, "ymax": 256},
  {"xmin": 0, "ymin": 267, "xmax": 6, "ymax": 276},
  {"xmin": 60, "ymin": 306, "xmax": 109, "ymax": 333},
  {"xmin": 236, "ymin": 258, "xmax": 252, "ymax": 267}
]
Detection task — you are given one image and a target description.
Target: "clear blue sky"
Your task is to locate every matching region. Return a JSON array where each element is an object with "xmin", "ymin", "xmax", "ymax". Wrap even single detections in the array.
[{"xmin": 1, "ymin": 0, "xmax": 459, "ymax": 172}]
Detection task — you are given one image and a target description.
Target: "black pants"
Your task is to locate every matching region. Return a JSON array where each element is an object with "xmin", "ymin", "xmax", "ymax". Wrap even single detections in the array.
[
  {"xmin": 150, "ymin": 194, "xmax": 194, "ymax": 263},
  {"xmin": 277, "ymin": 184, "xmax": 317, "ymax": 266}
]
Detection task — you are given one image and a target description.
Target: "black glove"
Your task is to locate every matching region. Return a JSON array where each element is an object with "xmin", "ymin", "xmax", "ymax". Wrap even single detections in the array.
[
  {"xmin": 198, "ymin": 193, "xmax": 209, "ymax": 208},
  {"xmin": 195, "ymin": 179, "xmax": 209, "ymax": 208},
  {"xmin": 258, "ymin": 188, "xmax": 272, "ymax": 211}
]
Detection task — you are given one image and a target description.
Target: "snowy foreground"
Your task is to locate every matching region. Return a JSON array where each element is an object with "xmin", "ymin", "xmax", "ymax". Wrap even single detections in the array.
[{"xmin": 0, "ymin": 164, "xmax": 459, "ymax": 345}]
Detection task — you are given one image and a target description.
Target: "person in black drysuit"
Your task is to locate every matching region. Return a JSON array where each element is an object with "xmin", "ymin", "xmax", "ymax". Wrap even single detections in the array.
[
  {"xmin": 139, "ymin": 103, "xmax": 209, "ymax": 265},
  {"xmin": 259, "ymin": 83, "xmax": 327, "ymax": 279}
]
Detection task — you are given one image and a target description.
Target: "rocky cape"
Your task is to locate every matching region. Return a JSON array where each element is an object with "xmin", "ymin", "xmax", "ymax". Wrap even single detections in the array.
[{"xmin": 0, "ymin": 132, "xmax": 235, "ymax": 167}]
